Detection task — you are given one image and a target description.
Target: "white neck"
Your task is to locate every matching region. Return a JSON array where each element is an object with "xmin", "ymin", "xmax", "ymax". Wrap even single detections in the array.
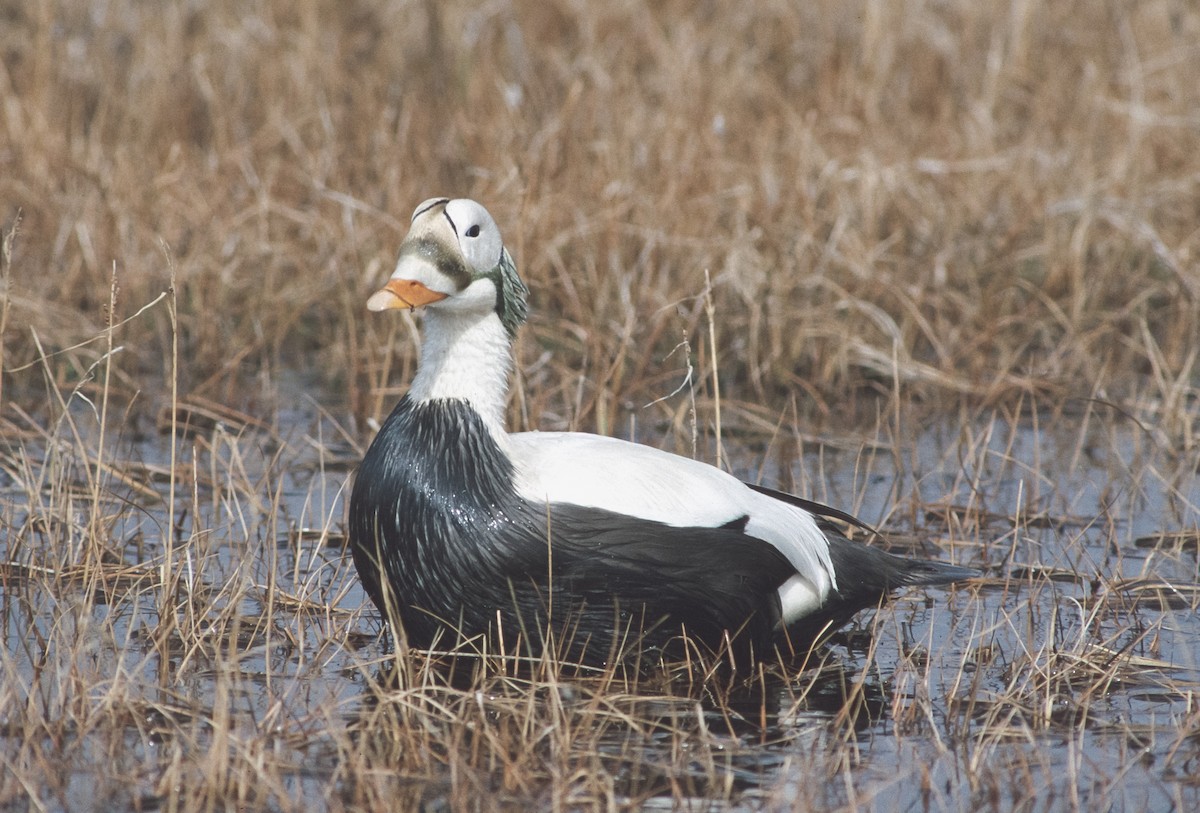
[{"xmin": 408, "ymin": 308, "xmax": 513, "ymax": 437}]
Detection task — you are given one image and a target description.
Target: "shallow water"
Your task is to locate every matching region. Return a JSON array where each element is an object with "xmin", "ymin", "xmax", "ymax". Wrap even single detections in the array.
[{"xmin": 2, "ymin": 396, "xmax": 1198, "ymax": 810}]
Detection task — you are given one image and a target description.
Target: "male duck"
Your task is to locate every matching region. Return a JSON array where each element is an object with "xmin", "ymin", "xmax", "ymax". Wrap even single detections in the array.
[{"xmin": 349, "ymin": 197, "xmax": 973, "ymax": 665}]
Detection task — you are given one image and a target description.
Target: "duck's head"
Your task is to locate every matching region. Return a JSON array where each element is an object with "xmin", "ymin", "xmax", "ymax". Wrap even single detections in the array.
[{"xmin": 367, "ymin": 198, "xmax": 529, "ymax": 338}]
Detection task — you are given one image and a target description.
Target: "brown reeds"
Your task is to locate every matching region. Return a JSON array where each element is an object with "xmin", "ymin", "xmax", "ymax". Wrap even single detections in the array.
[
  {"xmin": 1, "ymin": 0, "xmax": 1198, "ymax": 436},
  {"xmin": 2, "ymin": 0, "xmax": 1199, "ymax": 810}
]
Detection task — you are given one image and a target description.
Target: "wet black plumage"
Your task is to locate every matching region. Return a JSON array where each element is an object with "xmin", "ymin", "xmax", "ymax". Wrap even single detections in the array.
[{"xmin": 349, "ymin": 397, "xmax": 794, "ymax": 663}]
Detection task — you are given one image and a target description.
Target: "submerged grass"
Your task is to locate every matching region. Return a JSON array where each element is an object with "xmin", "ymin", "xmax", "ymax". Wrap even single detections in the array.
[
  {"xmin": 3, "ymin": 0, "xmax": 1200, "ymax": 810},
  {"xmin": 2, "ymin": 337, "xmax": 1197, "ymax": 810}
]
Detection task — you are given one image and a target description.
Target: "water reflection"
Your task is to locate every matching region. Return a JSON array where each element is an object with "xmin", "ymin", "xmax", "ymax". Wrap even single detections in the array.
[{"xmin": 2, "ymin": 402, "xmax": 1198, "ymax": 809}]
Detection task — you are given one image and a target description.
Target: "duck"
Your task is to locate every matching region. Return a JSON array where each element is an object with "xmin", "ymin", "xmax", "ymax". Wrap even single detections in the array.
[{"xmin": 348, "ymin": 197, "xmax": 974, "ymax": 667}]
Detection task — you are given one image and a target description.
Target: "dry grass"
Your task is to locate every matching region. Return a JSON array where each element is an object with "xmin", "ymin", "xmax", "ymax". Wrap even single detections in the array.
[
  {"xmin": 2, "ymin": 0, "xmax": 1199, "ymax": 435},
  {"xmin": 3, "ymin": 383, "xmax": 1198, "ymax": 811},
  {"xmin": 3, "ymin": 0, "xmax": 1200, "ymax": 810}
]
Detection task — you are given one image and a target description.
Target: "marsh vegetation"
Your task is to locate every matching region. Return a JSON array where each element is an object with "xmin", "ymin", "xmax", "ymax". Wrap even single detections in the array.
[{"xmin": 3, "ymin": 1, "xmax": 1199, "ymax": 810}]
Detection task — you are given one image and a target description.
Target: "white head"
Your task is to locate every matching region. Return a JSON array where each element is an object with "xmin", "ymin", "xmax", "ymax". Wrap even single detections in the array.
[{"xmin": 367, "ymin": 198, "xmax": 527, "ymax": 337}]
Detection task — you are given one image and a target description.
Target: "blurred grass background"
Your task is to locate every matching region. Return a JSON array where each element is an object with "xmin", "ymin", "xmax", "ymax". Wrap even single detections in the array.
[{"xmin": 2, "ymin": 0, "xmax": 1197, "ymax": 439}]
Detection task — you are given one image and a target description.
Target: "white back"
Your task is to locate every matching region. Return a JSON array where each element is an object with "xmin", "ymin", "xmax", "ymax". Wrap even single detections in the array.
[{"xmin": 508, "ymin": 430, "xmax": 837, "ymax": 622}]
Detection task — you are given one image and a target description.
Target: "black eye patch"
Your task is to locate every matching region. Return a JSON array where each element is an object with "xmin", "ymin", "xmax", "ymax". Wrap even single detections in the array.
[{"xmin": 465, "ymin": 224, "xmax": 481, "ymax": 238}]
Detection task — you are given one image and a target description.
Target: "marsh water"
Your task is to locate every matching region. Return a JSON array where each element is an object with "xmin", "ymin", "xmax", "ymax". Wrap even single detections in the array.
[{"xmin": 3, "ymin": 394, "xmax": 1198, "ymax": 811}]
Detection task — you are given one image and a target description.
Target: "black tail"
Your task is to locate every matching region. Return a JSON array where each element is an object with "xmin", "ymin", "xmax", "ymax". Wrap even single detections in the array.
[
  {"xmin": 826, "ymin": 533, "xmax": 976, "ymax": 600},
  {"xmin": 746, "ymin": 481, "xmax": 975, "ymax": 588},
  {"xmin": 782, "ymin": 534, "xmax": 976, "ymax": 647},
  {"xmin": 892, "ymin": 555, "xmax": 978, "ymax": 588}
]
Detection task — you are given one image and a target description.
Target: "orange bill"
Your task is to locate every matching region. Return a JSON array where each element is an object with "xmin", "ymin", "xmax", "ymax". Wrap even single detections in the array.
[{"xmin": 366, "ymin": 278, "xmax": 449, "ymax": 311}]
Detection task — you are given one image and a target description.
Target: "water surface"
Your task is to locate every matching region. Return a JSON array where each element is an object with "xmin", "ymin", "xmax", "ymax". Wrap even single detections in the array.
[{"xmin": 2, "ymin": 397, "xmax": 1197, "ymax": 810}]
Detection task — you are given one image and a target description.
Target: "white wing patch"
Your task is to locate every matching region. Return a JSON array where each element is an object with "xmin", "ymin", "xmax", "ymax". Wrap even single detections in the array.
[{"xmin": 507, "ymin": 431, "xmax": 836, "ymax": 624}]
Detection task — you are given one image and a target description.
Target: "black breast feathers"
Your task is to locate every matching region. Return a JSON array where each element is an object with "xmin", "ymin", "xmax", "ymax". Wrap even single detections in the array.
[{"xmin": 348, "ymin": 397, "xmax": 793, "ymax": 665}]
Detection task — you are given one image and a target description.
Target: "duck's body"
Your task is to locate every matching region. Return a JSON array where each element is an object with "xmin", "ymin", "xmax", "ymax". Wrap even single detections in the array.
[{"xmin": 349, "ymin": 198, "xmax": 973, "ymax": 665}]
